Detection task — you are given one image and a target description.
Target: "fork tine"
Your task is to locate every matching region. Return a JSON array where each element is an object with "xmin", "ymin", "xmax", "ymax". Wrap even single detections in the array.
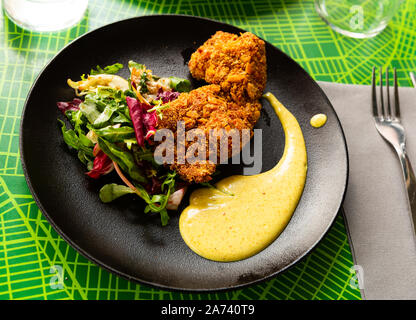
[
  {"xmin": 394, "ymin": 68, "xmax": 401, "ymax": 119},
  {"xmin": 380, "ymin": 66, "xmax": 385, "ymax": 118},
  {"xmin": 372, "ymin": 67, "xmax": 379, "ymax": 118},
  {"xmin": 410, "ymin": 72, "xmax": 416, "ymax": 88},
  {"xmin": 386, "ymin": 67, "xmax": 392, "ymax": 118}
]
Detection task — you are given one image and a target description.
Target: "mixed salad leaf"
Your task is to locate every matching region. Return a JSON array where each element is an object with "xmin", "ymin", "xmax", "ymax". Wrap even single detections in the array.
[
  {"xmin": 57, "ymin": 62, "xmax": 191, "ymax": 225},
  {"xmin": 90, "ymin": 63, "xmax": 123, "ymax": 75}
]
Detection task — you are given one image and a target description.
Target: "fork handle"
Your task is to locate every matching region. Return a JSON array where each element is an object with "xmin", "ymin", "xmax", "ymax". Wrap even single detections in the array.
[{"xmin": 398, "ymin": 148, "xmax": 416, "ymax": 230}]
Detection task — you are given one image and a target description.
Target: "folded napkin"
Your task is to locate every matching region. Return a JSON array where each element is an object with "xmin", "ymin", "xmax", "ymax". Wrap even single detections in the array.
[{"xmin": 318, "ymin": 81, "xmax": 416, "ymax": 300}]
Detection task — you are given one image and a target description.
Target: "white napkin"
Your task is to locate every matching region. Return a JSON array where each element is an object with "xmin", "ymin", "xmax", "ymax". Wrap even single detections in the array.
[{"xmin": 318, "ymin": 81, "xmax": 416, "ymax": 300}]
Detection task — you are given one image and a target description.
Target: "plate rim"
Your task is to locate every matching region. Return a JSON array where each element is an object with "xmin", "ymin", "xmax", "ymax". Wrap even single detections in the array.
[{"xmin": 19, "ymin": 14, "xmax": 350, "ymax": 292}]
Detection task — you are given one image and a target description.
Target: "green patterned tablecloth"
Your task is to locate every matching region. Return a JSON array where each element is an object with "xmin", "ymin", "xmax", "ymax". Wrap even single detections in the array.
[{"xmin": 0, "ymin": 0, "xmax": 415, "ymax": 300}]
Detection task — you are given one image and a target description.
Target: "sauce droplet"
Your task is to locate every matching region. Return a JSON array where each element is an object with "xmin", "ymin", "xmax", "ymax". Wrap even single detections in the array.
[{"xmin": 310, "ymin": 114, "xmax": 327, "ymax": 128}]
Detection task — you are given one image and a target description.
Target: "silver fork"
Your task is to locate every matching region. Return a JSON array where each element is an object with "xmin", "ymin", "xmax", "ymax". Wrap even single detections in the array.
[
  {"xmin": 372, "ymin": 67, "xmax": 416, "ymax": 233},
  {"xmin": 410, "ymin": 72, "xmax": 416, "ymax": 87}
]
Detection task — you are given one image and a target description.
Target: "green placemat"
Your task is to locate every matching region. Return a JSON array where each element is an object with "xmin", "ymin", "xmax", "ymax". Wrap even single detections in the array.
[{"xmin": 0, "ymin": 0, "xmax": 415, "ymax": 300}]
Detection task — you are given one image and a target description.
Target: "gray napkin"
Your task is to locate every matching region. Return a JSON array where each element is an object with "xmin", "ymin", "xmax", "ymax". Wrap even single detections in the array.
[{"xmin": 318, "ymin": 81, "xmax": 416, "ymax": 300}]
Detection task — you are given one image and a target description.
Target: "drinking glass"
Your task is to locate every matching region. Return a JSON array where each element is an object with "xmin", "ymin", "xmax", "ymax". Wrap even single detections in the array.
[
  {"xmin": 315, "ymin": 0, "xmax": 402, "ymax": 38},
  {"xmin": 2, "ymin": 0, "xmax": 88, "ymax": 32}
]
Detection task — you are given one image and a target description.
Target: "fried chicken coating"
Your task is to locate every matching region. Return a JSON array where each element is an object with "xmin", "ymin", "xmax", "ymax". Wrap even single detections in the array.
[
  {"xmin": 155, "ymin": 31, "xmax": 266, "ymax": 183},
  {"xmin": 187, "ymin": 31, "xmax": 238, "ymax": 80},
  {"xmin": 157, "ymin": 85, "xmax": 261, "ymax": 183},
  {"xmin": 188, "ymin": 31, "xmax": 267, "ymax": 101}
]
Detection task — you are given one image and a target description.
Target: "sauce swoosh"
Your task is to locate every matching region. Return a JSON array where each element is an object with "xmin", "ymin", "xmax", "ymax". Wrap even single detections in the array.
[{"xmin": 179, "ymin": 92, "xmax": 308, "ymax": 262}]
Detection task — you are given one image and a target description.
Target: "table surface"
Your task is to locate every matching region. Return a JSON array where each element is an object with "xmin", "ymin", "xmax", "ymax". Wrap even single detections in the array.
[{"xmin": 0, "ymin": 0, "xmax": 415, "ymax": 300}]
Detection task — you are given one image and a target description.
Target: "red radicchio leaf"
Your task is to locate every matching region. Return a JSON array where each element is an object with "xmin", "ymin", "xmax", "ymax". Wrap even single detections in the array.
[
  {"xmin": 126, "ymin": 96, "xmax": 159, "ymax": 146},
  {"xmin": 126, "ymin": 96, "xmax": 146, "ymax": 147},
  {"xmin": 156, "ymin": 88, "xmax": 180, "ymax": 103},
  {"xmin": 143, "ymin": 111, "xmax": 158, "ymax": 141},
  {"xmin": 57, "ymin": 98, "xmax": 82, "ymax": 114},
  {"xmin": 86, "ymin": 150, "xmax": 114, "ymax": 179},
  {"xmin": 92, "ymin": 143, "xmax": 101, "ymax": 156}
]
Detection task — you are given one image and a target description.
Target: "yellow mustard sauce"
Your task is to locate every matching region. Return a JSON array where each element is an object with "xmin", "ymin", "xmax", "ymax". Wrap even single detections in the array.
[
  {"xmin": 310, "ymin": 114, "xmax": 327, "ymax": 128},
  {"xmin": 179, "ymin": 92, "xmax": 308, "ymax": 262}
]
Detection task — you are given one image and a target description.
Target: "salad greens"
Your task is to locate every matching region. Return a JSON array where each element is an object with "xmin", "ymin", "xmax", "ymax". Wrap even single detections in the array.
[
  {"xmin": 57, "ymin": 61, "xmax": 190, "ymax": 226},
  {"xmin": 97, "ymin": 137, "xmax": 147, "ymax": 184},
  {"xmin": 128, "ymin": 60, "xmax": 145, "ymax": 72},
  {"xmin": 99, "ymin": 183, "xmax": 136, "ymax": 203},
  {"xmin": 90, "ymin": 63, "xmax": 123, "ymax": 75},
  {"xmin": 168, "ymin": 76, "xmax": 191, "ymax": 93}
]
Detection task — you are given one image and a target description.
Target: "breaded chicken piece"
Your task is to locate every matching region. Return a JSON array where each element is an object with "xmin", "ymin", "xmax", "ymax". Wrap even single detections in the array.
[
  {"xmin": 157, "ymin": 31, "xmax": 266, "ymax": 183},
  {"xmin": 157, "ymin": 85, "xmax": 261, "ymax": 183},
  {"xmin": 187, "ymin": 31, "xmax": 238, "ymax": 80},
  {"xmin": 188, "ymin": 31, "xmax": 267, "ymax": 101}
]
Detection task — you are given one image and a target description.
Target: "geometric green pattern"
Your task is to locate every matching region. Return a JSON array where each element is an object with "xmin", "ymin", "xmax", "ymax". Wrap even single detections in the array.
[{"xmin": 1, "ymin": 0, "xmax": 415, "ymax": 300}]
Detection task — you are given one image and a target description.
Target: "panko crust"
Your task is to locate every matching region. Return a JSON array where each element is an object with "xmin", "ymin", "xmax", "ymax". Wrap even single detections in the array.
[
  {"xmin": 156, "ymin": 30, "xmax": 266, "ymax": 183},
  {"xmin": 158, "ymin": 84, "xmax": 260, "ymax": 132},
  {"xmin": 188, "ymin": 31, "xmax": 267, "ymax": 101},
  {"xmin": 188, "ymin": 31, "xmax": 238, "ymax": 80},
  {"xmin": 157, "ymin": 85, "xmax": 261, "ymax": 183}
]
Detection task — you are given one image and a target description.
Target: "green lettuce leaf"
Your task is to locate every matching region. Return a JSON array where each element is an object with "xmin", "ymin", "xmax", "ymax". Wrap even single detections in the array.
[
  {"xmin": 97, "ymin": 137, "xmax": 147, "ymax": 183},
  {"xmin": 168, "ymin": 76, "xmax": 191, "ymax": 92},
  {"xmin": 90, "ymin": 63, "xmax": 123, "ymax": 75},
  {"xmin": 93, "ymin": 126, "xmax": 135, "ymax": 143},
  {"xmin": 99, "ymin": 183, "xmax": 136, "ymax": 203},
  {"xmin": 58, "ymin": 119, "xmax": 94, "ymax": 158},
  {"xmin": 128, "ymin": 60, "xmax": 145, "ymax": 72}
]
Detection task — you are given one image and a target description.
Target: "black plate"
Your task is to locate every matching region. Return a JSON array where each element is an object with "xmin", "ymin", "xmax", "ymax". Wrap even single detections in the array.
[{"xmin": 20, "ymin": 15, "xmax": 348, "ymax": 291}]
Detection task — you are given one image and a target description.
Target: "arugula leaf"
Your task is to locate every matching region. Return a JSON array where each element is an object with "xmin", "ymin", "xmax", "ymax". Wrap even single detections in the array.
[
  {"xmin": 77, "ymin": 150, "xmax": 94, "ymax": 168},
  {"xmin": 161, "ymin": 171, "xmax": 177, "ymax": 192},
  {"xmin": 92, "ymin": 105, "xmax": 117, "ymax": 127},
  {"xmin": 79, "ymin": 100, "xmax": 101, "ymax": 124},
  {"xmin": 97, "ymin": 137, "xmax": 147, "ymax": 183},
  {"xmin": 58, "ymin": 119, "xmax": 94, "ymax": 157},
  {"xmin": 90, "ymin": 63, "xmax": 123, "ymax": 75},
  {"xmin": 80, "ymin": 89, "xmax": 132, "ymax": 129},
  {"xmin": 99, "ymin": 183, "xmax": 136, "ymax": 203},
  {"xmin": 124, "ymin": 89, "xmax": 136, "ymax": 98},
  {"xmin": 95, "ymin": 140, "xmax": 175, "ymax": 226},
  {"xmin": 93, "ymin": 126, "xmax": 135, "ymax": 142},
  {"xmin": 96, "ymin": 87, "xmax": 126, "ymax": 103},
  {"xmin": 159, "ymin": 209, "xmax": 170, "ymax": 226},
  {"xmin": 65, "ymin": 110, "xmax": 94, "ymax": 148},
  {"xmin": 132, "ymin": 146, "xmax": 159, "ymax": 168},
  {"xmin": 78, "ymin": 132, "xmax": 94, "ymax": 148},
  {"xmin": 112, "ymin": 111, "xmax": 131, "ymax": 124},
  {"xmin": 139, "ymin": 71, "xmax": 149, "ymax": 94},
  {"xmin": 142, "ymin": 172, "xmax": 177, "ymax": 226},
  {"xmin": 128, "ymin": 61, "xmax": 150, "ymax": 94},
  {"xmin": 124, "ymin": 138, "xmax": 138, "ymax": 150},
  {"xmin": 58, "ymin": 119, "xmax": 80, "ymax": 149},
  {"xmin": 128, "ymin": 60, "xmax": 145, "ymax": 72},
  {"xmin": 169, "ymin": 76, "xmax": 191, "ymax": 92},
  {"xmin": 98, "ymin": 177, "xmax": 171, "ymax": 227},
  {"xmin": 66, "ymin": 109, "xmax": 86, "ymax": 131}
]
